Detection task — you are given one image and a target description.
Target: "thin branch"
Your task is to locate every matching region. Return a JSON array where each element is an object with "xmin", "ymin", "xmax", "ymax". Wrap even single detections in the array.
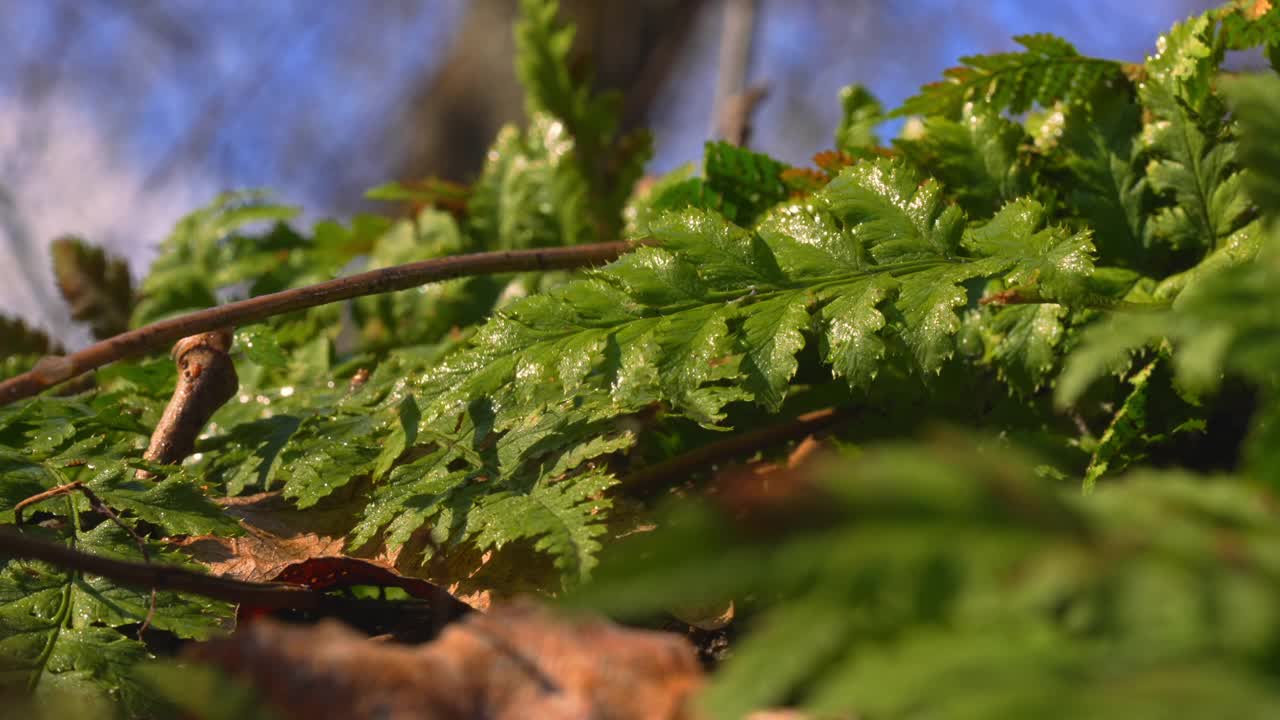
[
  {"xmin": 14, "ymin": 481, "xmax": 84, "ymax": 527},
  {"xmin": 0, "ymin": 241, "xmax": 636, "ymax": 407},
  {"xmin": 621, "ymin": 406, "xmax": 857, "ymax": 498},
  {"xmin": 0, "ymin": 527, "xmax": 322, "ymax": 610},
  {"xmin": 139, "ymin": 330, "xmax": 238, "ymax": 478}
]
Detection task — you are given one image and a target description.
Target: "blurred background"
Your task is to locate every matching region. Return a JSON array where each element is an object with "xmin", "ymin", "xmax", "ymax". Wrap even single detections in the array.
[{"xmin": 0, "ymin": 0, "xmax": 1215, "ymax": 346}]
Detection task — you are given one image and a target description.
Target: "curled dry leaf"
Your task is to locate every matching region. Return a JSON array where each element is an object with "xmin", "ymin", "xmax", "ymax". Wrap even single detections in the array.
[
  {"xmin": 175, "ymin": 490, "xmax": 500, "ymax": 610},
  {"xmin": 175, "ymin": 491, "xmax": 373, "ymax": 583}
]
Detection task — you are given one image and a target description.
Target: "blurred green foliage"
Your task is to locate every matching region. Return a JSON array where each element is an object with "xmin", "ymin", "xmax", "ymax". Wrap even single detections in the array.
[{"xmin": 1, "ymin": 0, "xmax": 1279, "ymax": 716}]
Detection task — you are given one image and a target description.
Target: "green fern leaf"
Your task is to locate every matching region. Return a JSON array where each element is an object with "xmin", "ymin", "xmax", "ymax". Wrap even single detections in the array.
[
  {"xmin": 1058, "ymin": 237, "xmax": 1279, "ymax": 406},
  {"xmin": 1055, "ymin": 89, "xmax": 1150, "ymax": 267},
  {"xmin": 132, "ymin": 192, "xmax": 299, "ymax": 326},
  {"xmin": 348, "ymin": 405, "xmax": 630, "ymax": 581},
  {"xmin": 702, "ymin": 141, "xmax": 792, "ymax": 227},
  {"xmin": 515, "ymin": 0, "xmax": 618, "ymax": 169},
  {"xmin": 895, "ymin": 103, "xmax": 1032, "ymax": 217},
  {"xmin": 737, "ymin": 293, "xmax": 811, "ymax": 412},
  {"xmin": 1140, "ymin": 13, "xmax": 1251, "ymax": 256},
  {"xmin": 577, "ymin": 436, "xmax": 1280, "ymax": 717},
  {"xmin": 895, "ymin": 34, "xmax": 1124, "ymax": 118},
  {"xmin": 84, "ymin": 464, "xmax": 243, "ymax": 536},
  {"xmin": 448, "ymin": 160, "xmax": 1094, "ymax": 427},
  {"xmin": 1245, "ymin": 398, "xmax": 1280, "ymax": 486},
  {"xmin": 1224, "ymin": 74, "xmax": 1280, "ymax": 221},
  {"xmin": 49, "ymin": 236, "xmax": 134, "ymax": 340},
  {"xmin": 337, "ymin": 161, "xmax": 1099, "ymax": 577},
  {"xmin": 468, "ymin": 467, "xmax": 616, "ymax": 580},
  {"xmin": 1220, "ymin": 1, "xmax": 1280, "ymax": 70},
  {"xmin": 1083, "ymin": 356, "xmax": 1158, "ymax": 491},
  {"xmin": 0, "ymin": 522, "xmax": 233, "ymax": 714},
  {"xmin": 1154, "ymin": 220, "xmax": 1263, "ymax": 301},
  {"xmin": 470, "ymin": 118, "xmax": 591, "ymax": 250},
  {"xmin": 0, "ymin": 315, "xmax": 59, "ymax": 361},
  {"xmin": 200, "ymin": 415, "xmax": 304, "ymax": 496},
  {"xmin": 353, "ymin": 208, "xmax": 501, "ymax": 347},
  {"xmin": 514, "ymin": 0, "xmax": 650, "ymax": 240},
  {"xmin": 835, "ymin": 84, "xmax": 885, "ymax": 155},
  {"xmin": 978, "ymin": 303, "xmax": 1067, "ymax": 394},
  {"xmin": 1061, "ymin": 65, "xmax": 1280, "ymax": 408}
]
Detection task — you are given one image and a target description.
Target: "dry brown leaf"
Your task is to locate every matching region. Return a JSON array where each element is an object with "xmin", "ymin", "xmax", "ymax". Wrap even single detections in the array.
[
  {"xmin": 189, "ymin": 601, "xmax": 706, "ymax": 720},
  {"xmin": 176, "ymin": 489, "xmax": 614, "ymax": 610},
  {"xmin": 670, "ymin": 599, "xmax": 735, "ymax": 632},
  {"xmin": 173, "ymin": 491, "xmax": 398, "ymax": 584}
]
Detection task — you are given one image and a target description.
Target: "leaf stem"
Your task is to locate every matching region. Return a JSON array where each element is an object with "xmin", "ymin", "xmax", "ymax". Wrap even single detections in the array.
[{"xmin": 0, "ymin": 241, "xmax": 636, "ymax": 407}]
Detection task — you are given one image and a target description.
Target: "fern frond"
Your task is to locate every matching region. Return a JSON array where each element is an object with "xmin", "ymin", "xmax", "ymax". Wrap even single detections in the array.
[
  {"xmin": 702, "ymin": 141, "xmax": 792, "ymax": 227},
  {"xmin": 346, "ymin": 401, "xmax": 631, "ymax": 582},
  {"xmin": 0, "ymin": 523, "xmax": 232, "ymax": 714},
  {"xmin": 468, "ymin": 117, "xmax": 593, "ymax": 251},
  {"xmin": 895, "ymin": 34, "xmax": 1125, "ymax": 118},
  {"xmin": 514, "ymin": 0, "xmax": 650, "ymax": 240},
  {"xmin": 0, "ymin": 315, "xmax": 58, "ymax": 361},
  {"xmin": 132, "ymin": 192, "xmax": 300, "ymax": 326},
  {"xmin": 835, "ymin": 84, "xmax": 884, "ymax": 155},
  {"xmin": 1054, "ymin": 89, "xmax": 1151, "ymax": 268},
  {"xmin": 50, "ymin": 236, "xmax": 134, "ymax": 340},
  {"xmin": 515, "ymin": 0, "xmax": 619, "ymax": 170},
  {"xmin": 894, "ymin": 103, "xmax": 1033, "ymax": 217},
  {"xmin": 1060, "ymin": 70, "xmax": 1280, "ymax": 412},
  {"xmin": 577, "ymin": 436, "xmax": 1280, "ymax": 717},
  {"xmin": 966, "ymin": 302, "xmax": 1066, "ymax": 395},
  {"xmin": 259, "ymin": 161, "xmax": 1099, "ymax": 578},
  {"xmin": 0, "ymin": 453, "xmax": 235, "ymax": 714},
  {"xmin": 1084, "ymin": 356, "xmax": 1167, "ymax": 491},
  {"xmin": 624, "ymin": 142, "xmax": 792, "ymax": 230},
  {"xmin": 1139, "ymin": 13, "xmax": 1251, "ymax": 256},
  {"xmin": 353, "ymin": 208, "xmax": 502, "ymax": 348},
  {"xmin": 440, "ymin": 161, "xmax": 1093, "ymax": 422},
  {"xmin": 576, "ymin": 435, "xmax": 1280, "ymax": 712},
  {"xmin": 1226, "ymin": 74, "xmax": 1280, "ymax": 220}
]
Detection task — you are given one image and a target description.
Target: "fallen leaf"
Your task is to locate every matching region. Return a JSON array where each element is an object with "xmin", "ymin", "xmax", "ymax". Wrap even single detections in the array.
[
  {"xmin": 174, "ymin": 491, "xmax": 385, "ymax": 583},
  {"xmin": 189, "ymin": 601, "xmax": 705, "ymax": 720}
]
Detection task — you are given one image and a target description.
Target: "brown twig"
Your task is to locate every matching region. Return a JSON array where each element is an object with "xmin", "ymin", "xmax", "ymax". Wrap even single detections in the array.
[
  {"xmin": 621, "ymin": 407, "xmax": 857, "ymax": 498},
  {"xmin": 0, "ymin": 241, "xmax": 637, "ymax": 407},
  {"xmin": 139, "ymin": 329, "xmax": 239, "ymax": 478},
  {"xmin": 14, "ymin": 481, "xmax": 84, "ymax": 527},
  {"xmin": 717, "ymin": 85, "xmax": 770, "ymax": 147},
  {"xmin": 0, "ymin": 527, "xmax": 322, "ymax": 610}
]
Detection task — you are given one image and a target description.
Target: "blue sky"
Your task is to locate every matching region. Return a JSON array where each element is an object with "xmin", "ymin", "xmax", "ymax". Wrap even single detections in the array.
[{"xmin": 0, "ymin": 0, "xmax": 1214, "ymax": 343}]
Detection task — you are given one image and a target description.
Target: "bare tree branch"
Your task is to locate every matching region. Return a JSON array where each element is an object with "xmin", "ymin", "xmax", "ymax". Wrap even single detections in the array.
[
  {"xmin": 0, "ymin": 527, "xmax": 319, "ymax": 610},
  {"xmin": 712, "ymin": 0, "xmax": 760, "ymax": 143},
  {"xmin": 0, "ymin": 240, "xmax": 637, "ymax": 407}
]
